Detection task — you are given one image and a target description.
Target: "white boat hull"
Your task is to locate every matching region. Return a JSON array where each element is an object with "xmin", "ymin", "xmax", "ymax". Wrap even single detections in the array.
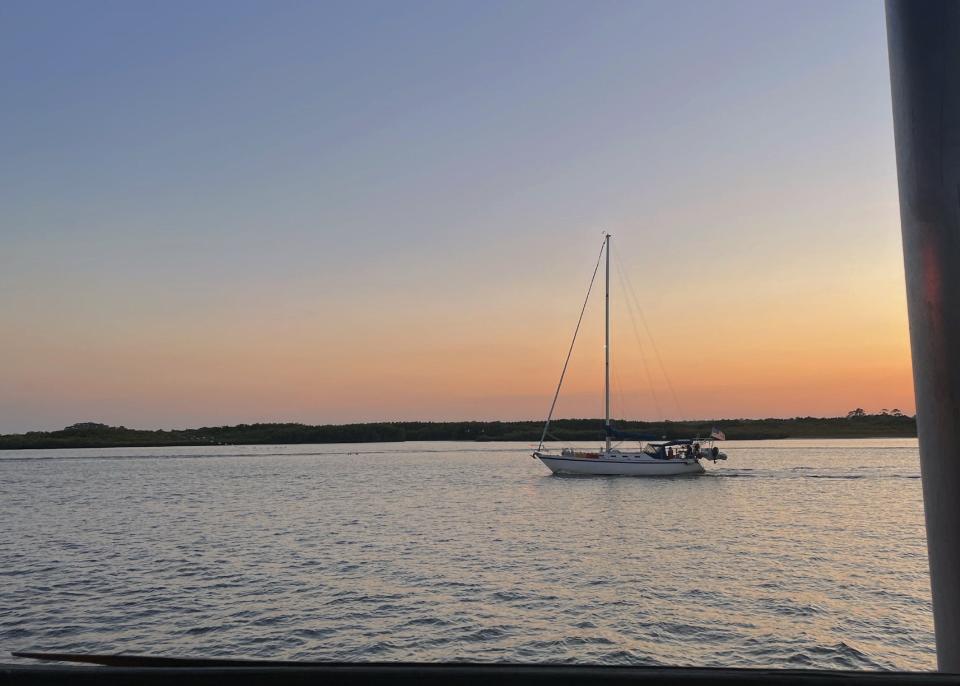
[{"xmin": 534, "ymin": 452, "xmax": 705, "ymax": 476}]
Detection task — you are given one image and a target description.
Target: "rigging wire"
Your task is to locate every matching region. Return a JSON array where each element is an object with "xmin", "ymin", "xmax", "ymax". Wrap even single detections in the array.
[
  {"xmin": 613, "ymin": 257, "xmax": 665, "ymax": 419},
  {"xmin": 613, "ymin": 247, "xmax": 685, "ymax": 419},
  {"xmin": 612, "ymin": 366, "xmax": 630, "ymax": 449},
  {"xmin": 536, "ymin": 237, "xmax": 607, "ymax": 452},
  {"xmin": 613, "ymin": 365, "xmax": 630, "ymax": 423}
]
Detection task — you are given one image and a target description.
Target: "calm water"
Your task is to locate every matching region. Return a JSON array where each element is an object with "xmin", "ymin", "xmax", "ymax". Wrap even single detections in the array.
[{"xmin": 0, "ymin": 439, "xmax": 934, "ymax": 670}]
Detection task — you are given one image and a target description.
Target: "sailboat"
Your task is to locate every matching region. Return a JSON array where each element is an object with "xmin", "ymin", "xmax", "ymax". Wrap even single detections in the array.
[{"xmin": 532, "ymin": 234, "xmax": 727, "ymax": 476}]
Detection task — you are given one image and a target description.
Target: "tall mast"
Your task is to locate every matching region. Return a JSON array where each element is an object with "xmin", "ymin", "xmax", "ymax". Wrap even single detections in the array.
[{"xmin": 604, "ymin": 233, "xmax": 611, "ymax": 453}]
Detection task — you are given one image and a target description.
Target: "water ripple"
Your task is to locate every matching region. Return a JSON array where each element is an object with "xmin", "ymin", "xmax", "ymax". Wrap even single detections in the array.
[{"xmin": 0, "ymin": 439, "xmax": 935, "ymax": 670}]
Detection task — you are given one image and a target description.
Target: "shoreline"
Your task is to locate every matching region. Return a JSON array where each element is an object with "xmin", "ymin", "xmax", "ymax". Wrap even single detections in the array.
[
  {"xmin": 0, "ymin": 435, "xmax": 921, "ymax": 452},
  {"xmin": 0, "ymin": 415, "xmax": 917, "ymax": 450}
]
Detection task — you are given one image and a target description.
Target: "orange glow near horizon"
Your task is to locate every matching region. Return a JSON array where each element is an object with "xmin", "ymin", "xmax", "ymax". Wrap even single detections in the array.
[{"xmin": 6, "ymin": 229, "xmax": 915, "ymax": 432}]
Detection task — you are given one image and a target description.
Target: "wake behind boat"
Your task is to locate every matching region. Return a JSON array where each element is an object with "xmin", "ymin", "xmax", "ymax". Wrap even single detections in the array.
[{"xmin": 532, "ymin": 234, "xmax": 728, "ymax": 476}]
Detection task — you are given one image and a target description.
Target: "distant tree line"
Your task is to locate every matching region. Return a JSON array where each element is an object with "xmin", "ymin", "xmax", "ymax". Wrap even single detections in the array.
[{"xmin": 0, "ymin": 412, "xmax": 917, "ymax": 450}]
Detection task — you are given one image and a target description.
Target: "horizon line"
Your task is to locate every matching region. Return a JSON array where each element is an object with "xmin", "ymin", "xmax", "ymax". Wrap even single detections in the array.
[{"xmin": 6, "ymin": 411, "xmax": 916, "ymax": 436}]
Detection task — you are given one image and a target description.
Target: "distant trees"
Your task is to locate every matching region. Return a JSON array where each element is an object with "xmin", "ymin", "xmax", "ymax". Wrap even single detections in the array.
[
  {"xmin": 64, "ymin": 422, "xmax": 111, "ymax": 431},
  {"xmin": 848, "ymin": 407, "xmax": 907, "ymax": 418},
  {"xmin": 0, "ymin": 413, "xmax": 920, "ymax": 450}
]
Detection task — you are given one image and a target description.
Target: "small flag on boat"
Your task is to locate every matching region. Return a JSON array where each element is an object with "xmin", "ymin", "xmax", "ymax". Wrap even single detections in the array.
[{"xmin": 710, "ymin": 427, "xmax": 726, "ymax": 441}]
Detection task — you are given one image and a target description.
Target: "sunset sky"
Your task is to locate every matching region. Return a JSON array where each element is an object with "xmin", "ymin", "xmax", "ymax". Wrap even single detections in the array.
[{"xmin": 1, "ymin": 0, "xmax": 912, "ymax": 432}]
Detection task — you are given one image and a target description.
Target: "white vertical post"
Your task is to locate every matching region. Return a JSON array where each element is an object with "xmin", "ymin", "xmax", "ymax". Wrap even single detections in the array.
[
  {"xmin": 886, "ymin": 0, "xmax": 960, "ymax": 671},
  {"xmin": 605, "ymin": 233, "xmax": 611, "ymax": 453}
]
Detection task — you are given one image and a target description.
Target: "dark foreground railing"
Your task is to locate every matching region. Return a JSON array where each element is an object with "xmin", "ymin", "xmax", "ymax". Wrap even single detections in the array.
[{"xmin": 3, "ymin": 656, "xmax": 960, "ymax": 686}]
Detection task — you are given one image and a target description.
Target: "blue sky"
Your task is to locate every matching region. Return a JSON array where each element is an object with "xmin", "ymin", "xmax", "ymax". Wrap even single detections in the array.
[{"xmin": 0, "ymin": 1, "xmax": 909, "ymax": 431}]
